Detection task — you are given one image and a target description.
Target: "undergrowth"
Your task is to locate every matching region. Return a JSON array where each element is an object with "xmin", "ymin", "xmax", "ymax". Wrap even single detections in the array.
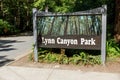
[
  {"xmin": 106, "ymin": 39, "xmax": 120, "ymax": 61},
  {"xmin": 30, "ymin": 48, "xmax": 101, "ymax": 65}
]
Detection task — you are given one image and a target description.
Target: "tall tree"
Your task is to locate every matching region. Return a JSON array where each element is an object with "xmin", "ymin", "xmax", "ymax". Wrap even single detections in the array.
[
  {"xmin": 33, "ymin": 0, "xmax": 76, "ymax": 12},
  {"xmin": 115, "ymin": 0, "xmax": 120, "ymax": 43},
  {"xmin": 2, "ymin": 0, "xmax": 34, "ymax": 31}
]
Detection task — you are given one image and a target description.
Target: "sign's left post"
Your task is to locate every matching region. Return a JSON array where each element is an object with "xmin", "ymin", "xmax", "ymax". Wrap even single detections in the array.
[{"xmin": 33, "ymin": 8, "xmax": 38, "ymax": 62}]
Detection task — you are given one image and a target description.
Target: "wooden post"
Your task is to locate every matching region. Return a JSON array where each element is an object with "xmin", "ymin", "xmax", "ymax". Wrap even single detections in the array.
[
  {"xmin": 101, "ymin": 5, "xmax": 107, "ymax": 65},
  {"xmin": 61, "ymin": 49, "xmax": 65, "ymax": 55},
  {"xmin": 33, "ymin": 8, "xmax": 38, "ymax": 62},
  {"xmin": 45, "ymin": 5, "xmax": 48, "ymax": 13}
]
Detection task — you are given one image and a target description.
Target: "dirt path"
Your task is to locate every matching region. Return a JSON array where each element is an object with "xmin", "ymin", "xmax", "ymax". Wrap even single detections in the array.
[{"xmin": 9, "ymin": 54, "xmax": 120, "ymax": 73}]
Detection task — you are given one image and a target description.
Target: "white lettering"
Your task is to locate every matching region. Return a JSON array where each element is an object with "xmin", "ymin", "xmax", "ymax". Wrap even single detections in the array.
[
  {"xmin": 57, "ymin": 37, "xmax": 78, "ymax": 46},
  {"xmin": 81, "ymin": 38, "xmax": 85, "ymax": 45},
  {"xmin": 80, "ymin": 38, "xmax": 96, "ymax": 45},
  {"xmin": 42, "ymin": 37, "xmax": 55, "ymax": 45},
  {"xmin": 91, "ymin": 38, "xmax": 96, "ymax": 45},
  {"xmin": 57, "ymin": 37, "xmax": 61, "ymax": 44}
]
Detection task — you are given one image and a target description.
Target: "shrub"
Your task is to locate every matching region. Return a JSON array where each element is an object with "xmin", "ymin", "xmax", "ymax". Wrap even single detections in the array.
[
  {"xmin": 0, "ymin": 19, "xmax": 17, "ymax": 35},
  {"xmin": 107, "ymin": 39, "xmax": 120, "ymax": 58},
  {"xmin": 35, "ymin": 48, "xmax": 101, "ymax": 65}
]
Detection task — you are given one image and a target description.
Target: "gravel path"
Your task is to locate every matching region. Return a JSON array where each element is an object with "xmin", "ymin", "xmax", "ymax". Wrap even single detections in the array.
[{"xmin": 0, "ymin": 36, "xmax": 33, "ymax": 66}]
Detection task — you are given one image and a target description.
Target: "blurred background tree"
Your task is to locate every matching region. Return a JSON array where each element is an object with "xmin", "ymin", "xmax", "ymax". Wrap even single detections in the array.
[
  {"xmin": 0, "ymin": 0, "xmax": 34, "ymax": 34},
  {"xmin": 0, "ymin": 0, "xmax": 118, "ymax": 43},
  {"xmin": 115, "ymin": 0, "xmax": 120, "ymax": 43}
]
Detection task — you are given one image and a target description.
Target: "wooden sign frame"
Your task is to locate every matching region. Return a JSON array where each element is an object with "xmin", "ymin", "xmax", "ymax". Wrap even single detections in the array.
[{"xmin": 33, "ymin": 5, "xmax": 107, "ymax": 65}]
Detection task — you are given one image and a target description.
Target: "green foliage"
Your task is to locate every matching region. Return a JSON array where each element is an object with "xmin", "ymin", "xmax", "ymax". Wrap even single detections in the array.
[
  {"xmin": 36, "ymin": 48, "xmax": 101, "ymax": 65},
  {"xmin": 34, "ymin": 0, "xmax": 76, "ymax": 13},
  {"xmin": 107, "ymin": 39, "xmax": 120, "ymax": 58},
  {"xmin": 44, "ymin": 53, "xmax": 58, "ymax": 63},
  {"xmin": 1, "ymin": 0, "xmax": 33, "ymax": 33},
  {"xmin": 70, "ymin": 54, "xmax": 81, "ymax": 65},
  {"xmin": 0, "ymin": 19, "xmax": 17, "ymax": 35},
  {"xmin": 88, "ymin": 55, "xmax": 101, "ymax": 65},
  {"xmin": 34, "ymin": 0, "xmax": 45, "ymax": 10},
  {"xmin": 70, "ymin": 52, "xmax": 101, "ymax": 65},
  {"xmin": 29, "ymin": 52, "xmax": 34, "ymax": 61}
]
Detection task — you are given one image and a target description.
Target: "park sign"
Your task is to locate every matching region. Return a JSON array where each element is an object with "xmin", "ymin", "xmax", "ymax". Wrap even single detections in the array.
[
  {"xmin": 36, "ymin": 10, "xmax": 102, "ymax": 50},
  {"xmin": 33, "ymin": 5, "xmax": 107, "ymax": 65}
]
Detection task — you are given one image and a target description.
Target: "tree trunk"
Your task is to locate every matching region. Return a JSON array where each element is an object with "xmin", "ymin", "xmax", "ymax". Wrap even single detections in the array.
[
  {"xmin": 115, "ymin": 0, "xmax": 120, "ymax": 43},
  {"xmin": 0, "ymin": 1, "xmax": 4, "ymax": 19}
]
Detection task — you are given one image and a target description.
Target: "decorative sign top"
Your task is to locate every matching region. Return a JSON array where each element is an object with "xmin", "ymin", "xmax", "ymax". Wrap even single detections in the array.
[{"xmin": 36, "ymin": 6, "xmax": 106, "ymax": 17}]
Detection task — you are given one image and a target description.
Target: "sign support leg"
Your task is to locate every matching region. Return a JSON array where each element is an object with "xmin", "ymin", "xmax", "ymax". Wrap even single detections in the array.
[
  {"xmin": 101, "ymin": 5, "xmax": 107, "ymax": 65},
  {"xmin": 33, "ymin": 8, "xmax": 38, "ymax": 62}
]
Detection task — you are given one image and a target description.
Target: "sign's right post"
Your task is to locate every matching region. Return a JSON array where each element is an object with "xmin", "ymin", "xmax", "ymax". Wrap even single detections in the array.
[{"xmin": 101, "ymin": 5, "xmax": 107, "ymax": 65}]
